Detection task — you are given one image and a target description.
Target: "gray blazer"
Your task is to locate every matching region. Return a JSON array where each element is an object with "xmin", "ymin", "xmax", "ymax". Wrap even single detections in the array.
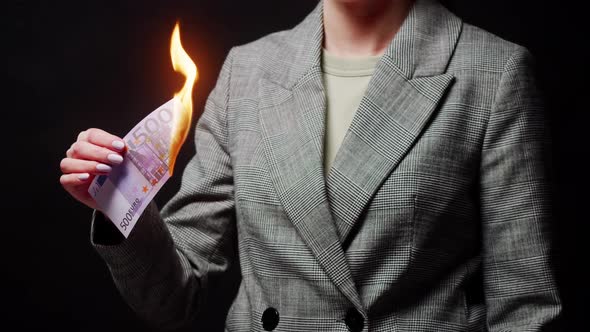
[{"xmin": 92, "ymin": 0, "xmax": 561, "ymax": 330}]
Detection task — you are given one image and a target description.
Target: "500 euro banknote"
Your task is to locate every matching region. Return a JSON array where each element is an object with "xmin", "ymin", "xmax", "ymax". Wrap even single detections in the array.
[{"xmin": 88, "ymin": 98, "xmax": 182, "ymax": 237}]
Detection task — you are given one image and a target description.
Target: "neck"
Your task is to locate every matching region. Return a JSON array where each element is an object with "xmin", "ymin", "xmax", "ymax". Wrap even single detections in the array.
[{"xmin": 323, "ymin": 0, "xmax": 414, "ymax": 57}]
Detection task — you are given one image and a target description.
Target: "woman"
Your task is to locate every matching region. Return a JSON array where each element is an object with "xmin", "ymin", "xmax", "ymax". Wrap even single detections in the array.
[{"xmin": 60, "ymin": 0, "xmax": 561, "ymax": 330}]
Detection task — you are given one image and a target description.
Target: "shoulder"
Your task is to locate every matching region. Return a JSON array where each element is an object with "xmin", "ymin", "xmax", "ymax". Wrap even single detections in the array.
[
  {"xmin": 233, "ymin": 29, "xmax": 291, "ymax": 61},
  {"xmin": 226, "ymin": 29, "xmax": 294, "ymax": 78},
  {"xmin": 440, "ymin": 19, "xmax": 540, "ymax": 116},
  {"xmin": 449, "ymin": 22, "xmax": 533, "ymax": 75}
]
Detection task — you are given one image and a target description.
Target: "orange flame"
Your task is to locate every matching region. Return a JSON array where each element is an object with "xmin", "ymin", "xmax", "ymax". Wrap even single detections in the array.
[{"xmin": 169, "ymin": 22, "xmax": 198, "ymax": 175}]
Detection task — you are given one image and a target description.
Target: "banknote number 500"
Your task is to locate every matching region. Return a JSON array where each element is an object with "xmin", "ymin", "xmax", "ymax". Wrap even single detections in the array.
[{"xmin": 126, "ymin": 108, "xmax": 173, "ymax": 149}]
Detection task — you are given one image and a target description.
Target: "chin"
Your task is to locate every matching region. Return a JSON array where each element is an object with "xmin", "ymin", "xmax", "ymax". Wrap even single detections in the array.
[
  {"xmin": 328, "ymin": 0, "xmax": 406, "ymax": 7},
  {"xmin": 330, "ymin": 0, "xmax": 399, "ymax": 3}
]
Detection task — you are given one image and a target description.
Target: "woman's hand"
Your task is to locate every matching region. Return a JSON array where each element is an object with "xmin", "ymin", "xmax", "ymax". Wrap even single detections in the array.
[{"xmin": 60, "ymin": 128, "xmax": 126, "ymax": 210}]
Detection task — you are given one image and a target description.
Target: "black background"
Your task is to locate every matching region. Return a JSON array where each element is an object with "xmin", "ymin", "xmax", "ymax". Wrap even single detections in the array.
[{"xmin": 2, "ymin": 0, "xmax": 586, "ymax": 331}]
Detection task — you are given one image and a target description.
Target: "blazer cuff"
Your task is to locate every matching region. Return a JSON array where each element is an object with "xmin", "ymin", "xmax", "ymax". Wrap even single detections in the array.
[{"xmin": 90, "ymin": 201, "xmax": 171, "ymax": 274}]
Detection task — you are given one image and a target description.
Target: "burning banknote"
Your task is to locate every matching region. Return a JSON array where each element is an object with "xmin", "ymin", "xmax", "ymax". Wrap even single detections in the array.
[{"xmin": 88, "ymin": 23, "xmax": 197, "ymax": 237}]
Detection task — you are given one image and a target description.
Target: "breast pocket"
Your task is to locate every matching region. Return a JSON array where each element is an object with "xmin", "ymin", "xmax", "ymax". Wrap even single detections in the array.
[{"xmin": 407, "ymin": 137, "xmax": 481, "ymax": 259}]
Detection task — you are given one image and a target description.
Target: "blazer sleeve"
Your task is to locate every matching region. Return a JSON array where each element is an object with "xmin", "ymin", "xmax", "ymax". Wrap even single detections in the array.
[
  {"xmin": 479, "ymin": 46, "xmax": 562, "ymax": 331},
  {"xmin": 90, "ymin": 48, "xmax": 237, "ymax": 330}
]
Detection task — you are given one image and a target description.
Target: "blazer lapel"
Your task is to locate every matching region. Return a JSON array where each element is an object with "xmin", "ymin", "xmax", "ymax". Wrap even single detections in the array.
[
  {"xmin": 258, "ymin": 3, "xmax": 364, "ymax": 311},
  {"xmin": 326, "ymin": 0, "xmax": 463, "ymax": 243}
]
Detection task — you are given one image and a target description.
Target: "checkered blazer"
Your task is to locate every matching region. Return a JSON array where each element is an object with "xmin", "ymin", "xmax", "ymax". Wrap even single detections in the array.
[{"xmin": 92, "ymin": 0, "xmax": 562, "ymax": 330}]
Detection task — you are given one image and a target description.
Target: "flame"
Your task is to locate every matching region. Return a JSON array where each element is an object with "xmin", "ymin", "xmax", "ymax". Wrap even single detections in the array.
[{"xmin": 169, "ymin": 22, "xmax": 198, "ymax": 175}]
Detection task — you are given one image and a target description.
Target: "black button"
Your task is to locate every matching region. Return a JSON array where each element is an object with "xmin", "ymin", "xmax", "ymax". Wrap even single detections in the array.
[
  {"xmin": 261, "ymin": 307, "xmax": 279, "ymax": 331},
  {"xmin": 345, "ymin": 308, "xmax": 364, "ymax": 332}
]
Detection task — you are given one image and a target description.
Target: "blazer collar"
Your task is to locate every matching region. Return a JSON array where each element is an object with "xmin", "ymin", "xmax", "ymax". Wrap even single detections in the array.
[{"xmin": 269, "ymin": 0, "xmax": 462, "ymax": 89}]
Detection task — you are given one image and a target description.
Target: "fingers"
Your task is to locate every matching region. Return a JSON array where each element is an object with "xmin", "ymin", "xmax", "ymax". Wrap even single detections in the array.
[
  {"xmin": 60, "ymin": 173, "xmax": 94, "ymax": 187},
  {"xmin": 61, "ymin": 128, "xmax": 122, "ymax": 211},
  {"xmin": 68, "ymin": 141, "xmax": 124, "ymax": 165},
  {"xmin": 60, "ymin": 157, "xmax": 115, "ymax": 175},
  {"xmin": 77, "ymin": 128, "xmax": 125, "ymax": 152},
  {"xmin": 59, "ymin": 173, "xmax": 98, "ymax": 210}
]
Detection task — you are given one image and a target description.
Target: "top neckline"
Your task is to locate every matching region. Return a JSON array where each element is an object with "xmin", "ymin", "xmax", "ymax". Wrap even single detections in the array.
[{"xmin": 321, "ymin": 49, "xmax": 381, "ymax": 77}]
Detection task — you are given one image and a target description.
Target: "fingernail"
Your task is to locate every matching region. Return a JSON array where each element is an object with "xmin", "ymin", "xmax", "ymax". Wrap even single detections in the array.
[
  {"xmin": 78, "ymin": 173, "xmax": 90, "ymax": 180},
  {"xmin": 107, "ymin": 153, "xmax": 124, "ymax": 164},
  {"xmin": 112, "ymin": 141, "xmax": 125, "ymax": 151},
  {"xmin": 96, "ymin": 163, "xmax": 112, "ymax": 172}
]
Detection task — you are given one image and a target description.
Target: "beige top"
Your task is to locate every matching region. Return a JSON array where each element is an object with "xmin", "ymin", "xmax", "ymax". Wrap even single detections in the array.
[{"xmin": 321, "ymin": 49, "xmax": 381, "ymax": 173}]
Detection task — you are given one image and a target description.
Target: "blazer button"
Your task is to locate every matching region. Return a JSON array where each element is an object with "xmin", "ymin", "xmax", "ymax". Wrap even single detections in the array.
[
  {"xmin": 345, "ymin": 308, "xmax": 364, "ymax": 332},
  {"xmin": 261, "ymin": 307, "xmax": 280, "ymax": 331}
]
